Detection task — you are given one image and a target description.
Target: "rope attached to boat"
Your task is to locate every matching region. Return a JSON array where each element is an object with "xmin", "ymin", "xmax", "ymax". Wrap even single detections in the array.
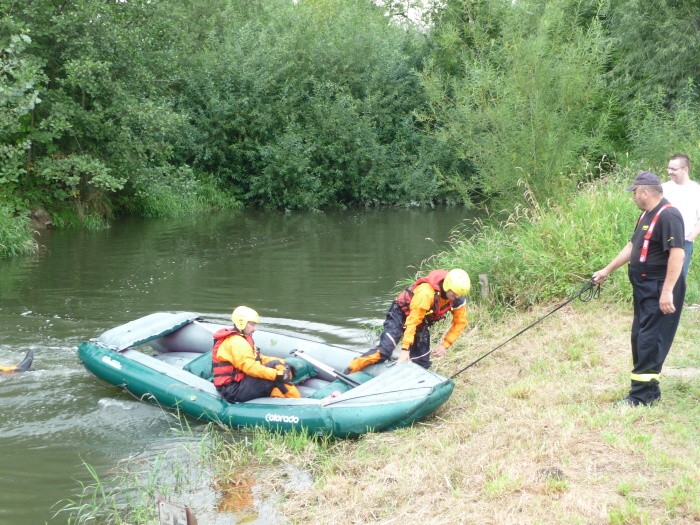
[{"xmin": 449, "ymin": 279, "xmax": 599, "ymax": 380}]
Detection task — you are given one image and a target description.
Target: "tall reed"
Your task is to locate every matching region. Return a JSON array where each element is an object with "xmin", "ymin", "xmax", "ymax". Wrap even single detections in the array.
[{"xmin": 0, "ymin": 206, "xmax": 38, "ymax": 257}]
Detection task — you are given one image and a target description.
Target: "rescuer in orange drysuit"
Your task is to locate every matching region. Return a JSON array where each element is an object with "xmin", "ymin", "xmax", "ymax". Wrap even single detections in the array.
[
  {"xmin": 212, "ymin": 306, "xmax": 300, "ymax": 403},
  {"xmin": 345, "ymin": 269, "xmax": 470, "ymax": 373}
]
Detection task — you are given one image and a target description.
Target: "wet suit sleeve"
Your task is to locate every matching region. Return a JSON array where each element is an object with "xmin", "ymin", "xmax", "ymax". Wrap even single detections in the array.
[
  {"xmin": 442, "ymin": 301, "xmax": 467, "ymax": 348},
  {"xmin": 401, "ymin": 283, "xmax": 434, "ymax": 350},
  {"xmin": 218, "ymin": 337, "xmax": 278, "ymax": 381}
]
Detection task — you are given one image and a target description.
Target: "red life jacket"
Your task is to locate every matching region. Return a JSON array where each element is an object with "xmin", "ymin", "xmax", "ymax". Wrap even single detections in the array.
[
  {"xmin": 396, "ymin": 269, "xmax": 454, "ymax": 324},
  {"xmin": 211, "ymin": 327, "xmax": 257, "ymax": 388}
]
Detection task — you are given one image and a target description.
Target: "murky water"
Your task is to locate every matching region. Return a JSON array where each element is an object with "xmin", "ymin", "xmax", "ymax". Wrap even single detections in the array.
[{"xmin": 0, "ymin": 207, "xmax": 470, "ymax": 524}]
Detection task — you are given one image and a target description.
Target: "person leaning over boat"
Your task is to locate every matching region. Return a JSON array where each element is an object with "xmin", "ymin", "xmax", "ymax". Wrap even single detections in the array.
[
  {"xmin": 212, "ymin": 306, "xmax": 301, "ymax": 403},
  {"xmin": 345, "ymin": 269, "xmax": 470, "ymax": 373}
]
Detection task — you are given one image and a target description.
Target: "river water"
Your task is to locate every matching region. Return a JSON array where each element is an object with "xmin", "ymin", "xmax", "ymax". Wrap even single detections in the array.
[{"xmin": 0, "ymin": 207, "xmax": 469, "ymax": 524}]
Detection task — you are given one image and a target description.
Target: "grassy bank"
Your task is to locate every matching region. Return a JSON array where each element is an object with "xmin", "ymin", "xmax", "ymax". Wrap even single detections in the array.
[
  {"xmin": 0, "ymin": 206, "xmax": 38, "ymax": 257},
  {"xmin": 60, "ymin": 302, "xmax": 698, "ymax": 524},
  {"xmin": 430, "ymin": 170, "xmax": 700, "ymax": 310},
  {"xmin": 276, "ymin": 301, "xmax": 699, "ymax": 524}
]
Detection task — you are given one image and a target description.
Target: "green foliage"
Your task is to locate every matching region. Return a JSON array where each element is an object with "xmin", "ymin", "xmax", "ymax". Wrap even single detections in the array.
[
  {"xmin": 36, "ymin": 154, "xmax": 120, "ymax": 219},
  {"xmin": 4, "ymin": 0, "xmax": 194, "ymax": 218},
  {"xmin": 430, "ymin": 168, "xmax": 641, "ymax": 310},
  {"xmin": 0, "ymin": 27, "xmax": 44, "ymax": 190},
  {"xmin": 121, "ymin": 168, "xmax": 241, "ymax": 219},
  {"xmin": 177, "ymin": 0, "xmax": 439, "ymax": 209},
  {"xmin": 3, "ymin": 0, "xmax": 456, "ymax": 218},
  {"xmin": 1, "ymin": 0, "xmax": 699, "ymax": 261},
  {"xmin": 421, "ymin": 0, "xmax": 613, "ymax": 210},
  {"xmin": 626, "ymin": 88, "xmax": 700, "ymax": 173},
  {"xmin": 602, "ymin": 0, "xmax": 700, "ymax": 108},
  {"xmin": 49, "ymin": 207, "xmax": 107, "ymax": 230},
  {"xmin": 0, "ymin": 205, "xmax": 38, "ymax": 257}
]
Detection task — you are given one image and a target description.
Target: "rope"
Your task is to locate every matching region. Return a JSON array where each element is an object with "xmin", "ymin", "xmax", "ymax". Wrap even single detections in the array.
[{"xmin": 449, "ymin": 279, "xmax": 599, "ymax": 380}]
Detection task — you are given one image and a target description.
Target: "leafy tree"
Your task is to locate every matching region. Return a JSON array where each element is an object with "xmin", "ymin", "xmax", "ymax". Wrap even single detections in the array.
[
  {"xmin": 602, "ymin": 0, "xmax": 700, "ymax": 108},
  {"xmin": 0, "ymin": 22, "xmax": 43, "ymax": 206},
  {"xmin": 176, "ymin": 0, "xmax": 440, "ymax": 209},
  {"xmin": 2, "ymin": 0, "xmax": 203, "ymax": 219},
  {"xmin": 421, "ymin": 0, "xmax": 613, "ymax": 209},
  {"xmin": 626, "ymin": 87, "xmax": 700, "ymax": 173}
]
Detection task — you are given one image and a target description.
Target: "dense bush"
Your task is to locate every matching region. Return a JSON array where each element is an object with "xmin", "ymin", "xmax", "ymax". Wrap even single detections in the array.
[
  {"xmin": 421, "ymin": 0, "xmax": 613, "ymax": 209},
  {"xmin": 1, "ymin": 0, "xmax": 243, "ymax": 220},
  {"xmin": 175, "ymin": 0, "xmax": 450, "ymax": 209},
  {"xmin": 1, "ymin": 0, "xmax": 699, "ymax": 265},
  {"xmin": 1, "ymin": 0, "xmax": 467, "ymax": 217},
  {"xmin": 602, "ymin": 0, "xmax": 700, "ymax": 109}
]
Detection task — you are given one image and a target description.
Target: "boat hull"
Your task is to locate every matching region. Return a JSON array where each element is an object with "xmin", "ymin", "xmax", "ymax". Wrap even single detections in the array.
[{"xmin": 77, "ymin": 312, "xmax": 455, "ymax": 438}]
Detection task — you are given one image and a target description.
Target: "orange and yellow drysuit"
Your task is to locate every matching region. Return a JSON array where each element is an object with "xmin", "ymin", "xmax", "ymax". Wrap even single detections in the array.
[
  {"xmin": 346, "ymin": 270, "xmax": 468, "ymax": 373},
  {"xmin": 212, "ymin": 327, "xmax": 300, "ymax": 402}
]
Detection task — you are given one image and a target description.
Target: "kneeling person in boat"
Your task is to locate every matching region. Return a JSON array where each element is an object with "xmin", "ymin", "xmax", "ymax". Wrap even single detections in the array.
[
  {"xmin": 346, "ymin": 268, "xmax": 470, "ymax": 373},
  {"xmin": 213, "ymin": 306, "xmax": 301, "ymax": 402}
]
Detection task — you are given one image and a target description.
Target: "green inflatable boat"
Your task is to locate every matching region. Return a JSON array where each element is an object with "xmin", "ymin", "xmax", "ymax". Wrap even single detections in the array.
[{"xmin": 77, "ymin": 312, "xmax": 455, "ymax": 438}]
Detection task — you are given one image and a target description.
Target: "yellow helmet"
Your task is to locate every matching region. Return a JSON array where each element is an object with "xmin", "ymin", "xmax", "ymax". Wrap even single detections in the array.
[
  {"xmin": 443, "ymin": 269, "xmax": 471, "ymax": 296},
  {"xmin": 231, "ymin": 306, "xmax": 260, "ymax": 330}
]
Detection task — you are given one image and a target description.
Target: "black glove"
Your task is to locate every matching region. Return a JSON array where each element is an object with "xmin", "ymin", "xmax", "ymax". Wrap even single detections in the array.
[
  {"xmin": 277, "ymin": 367, "xmax": 293, "ymax": 383},
  {"xmin": 273, "ymin": 377, "xmax": 289, "ymax": 394},
  {"xmin": 266, "ymin": 359, "xmax": 290, "ymax": 381}
]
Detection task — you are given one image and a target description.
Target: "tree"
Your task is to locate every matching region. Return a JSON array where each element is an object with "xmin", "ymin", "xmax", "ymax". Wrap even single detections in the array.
[
  {"xmin": 603, "ymin": 0, "xmax": 700, "ymax": 108},
  {"xmin": 176, "ymin": 0, "xmax": 440, "ymax": 209},
  {"xmin": 421, "ymin": 0, "xmax": 613, "ymax": 209},
  {"xmin": 0, "ymin": 22, "xmax": 43, "ymax": 206}
]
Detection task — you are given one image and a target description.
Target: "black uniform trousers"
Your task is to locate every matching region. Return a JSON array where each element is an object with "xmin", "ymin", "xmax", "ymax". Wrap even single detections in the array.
[
  {"xmin": 628, "ymin": 267, "xmax": 685, "ymax": 405},
  {"xmin": 218, "ymin": 360, "xmax": 285, "ymax": 403},
  {"xmin": 219, "ymin": 376, "xmax": 277, "ymax": 403}
]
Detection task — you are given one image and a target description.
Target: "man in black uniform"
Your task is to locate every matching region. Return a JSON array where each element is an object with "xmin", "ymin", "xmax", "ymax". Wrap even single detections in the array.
[{"xmin": 593, "ymin": 171, "xmax": 686, "ymax": 406}]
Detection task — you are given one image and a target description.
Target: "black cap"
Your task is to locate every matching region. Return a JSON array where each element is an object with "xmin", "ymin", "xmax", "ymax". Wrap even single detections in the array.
[{"xmin": 625, "ymin": 171, "xmax": 661, "ymax": 192}]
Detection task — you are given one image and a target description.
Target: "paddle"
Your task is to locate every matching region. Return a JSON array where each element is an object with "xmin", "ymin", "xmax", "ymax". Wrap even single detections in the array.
[
  {"xmin": 292, "ymin": 350, "xmax": 360, "ymax": 388},
  {"xmin": 0, "ymin": 349, "xmax": 33, "ymax": 373}
]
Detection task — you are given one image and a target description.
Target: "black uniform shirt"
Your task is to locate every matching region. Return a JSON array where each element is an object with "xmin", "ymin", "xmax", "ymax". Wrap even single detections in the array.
[{"xmin": 629, "ymin": 198, "xmax": 685, "ymax": 273}]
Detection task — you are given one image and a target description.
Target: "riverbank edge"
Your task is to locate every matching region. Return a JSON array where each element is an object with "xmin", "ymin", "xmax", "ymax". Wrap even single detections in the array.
[
  {"xmin": 274, "ymin": 300, "xmax": 699, "ymax": 524},
  {"xmin": 56, "ymin": 302, "xmax": 699, "ymax": 524}
]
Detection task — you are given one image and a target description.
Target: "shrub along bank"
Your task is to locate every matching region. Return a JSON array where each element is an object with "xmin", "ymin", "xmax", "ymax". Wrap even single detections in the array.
[
  {"xmin": 429, "ymin": 168, "xmax": 700, "ymax": 308},
  {"xmin": 3, "ymin": 0, "xmax": 700, "ymax": 257}
]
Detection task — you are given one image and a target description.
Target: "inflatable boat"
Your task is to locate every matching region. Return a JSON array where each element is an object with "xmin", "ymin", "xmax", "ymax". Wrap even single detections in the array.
[{"xmin": 77, "ymin": 312, "xmax": 455, "ymax": 438}]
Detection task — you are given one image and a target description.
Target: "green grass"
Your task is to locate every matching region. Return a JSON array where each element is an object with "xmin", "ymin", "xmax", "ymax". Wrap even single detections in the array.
[
  {"xmin": 279, "ymin": 304, "xmax": 698, "ymax": 524},
  {"xmin": 50, "ymin": 208, "xmax": 110, "ymax": 230},
  {"xmin": 57, "ymin": 423, "xmax": 334, "ymax": 524},
  {"xmin": 0, "ymin": 206, "xmax": 38, "ymax": 257},
  {"xmin": 430, "ymin": 167, "xmax": 700, "ymax": 311},
  {"xmin": 123, "ymin": 176, "xmax": 242, "ymax": 219}
]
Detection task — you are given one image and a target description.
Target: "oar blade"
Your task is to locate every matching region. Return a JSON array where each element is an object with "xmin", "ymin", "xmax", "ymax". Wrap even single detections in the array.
[{"xmin": 292, "ymin": 350, "xmax": 360, "ymax": 387}]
